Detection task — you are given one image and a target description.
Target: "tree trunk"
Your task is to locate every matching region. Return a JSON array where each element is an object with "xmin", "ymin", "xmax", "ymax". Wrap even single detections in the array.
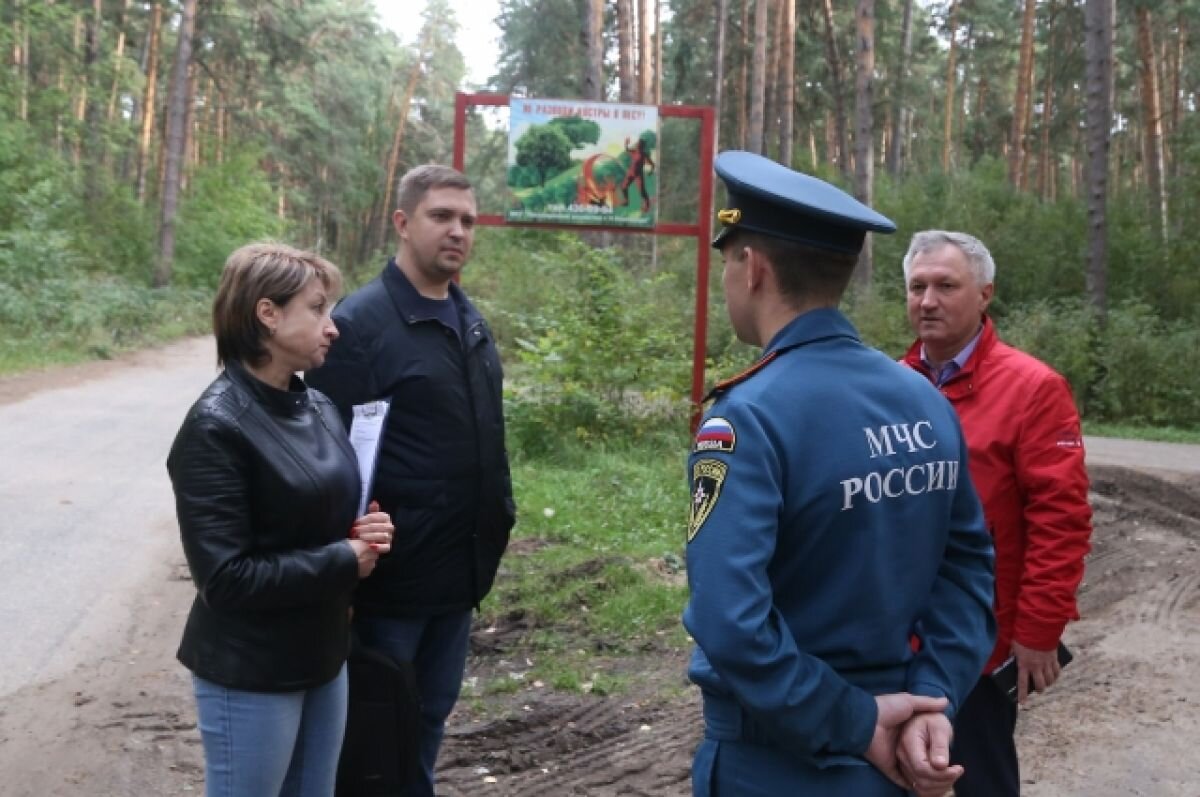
[
  {"xmin": 1037, "ymin": 60, "xmax": 1055, "ymax": 200},
  {"xmin": 1136, "ymin": 5, "xmax": 1168, "ymax": 242},
  {"xmin": 215, "ymin": 90, "xmax": 225, "ymax": 165},
  {"xmin": 956, "ymin": 22, "xmax": 973, "ymax": 165},
  {"xmin": 617, "ymin": 0, "xmax": 635, "ymax": 102},
  {"xmin": 941, "ymin": 0, "xmax": 959, "ymax": 172},
  {"xmin": 378, "ymin": 50, "xmax": 425, "ymax": 252},
  {"xmin": 83, "ymin": 0, "xmax": 104, "ymax": 198},
  {"xmin": 748, "ymin": 0, "xmax": 769, "ymax": 154},
  {"xmin": 136, "ymin": 1, "xmax": 162, "ymax": 203},
  {"xmin": 738, "ymin": 0, "xmax": 750, "ymax": 148},
  {"xmin": 71, "ymin": 14, "xmax": 85, "ymax": 167},
  {"xmin": 714, "ymin": 0, "xmax": 728, "ymax": 152},
  {"xmin": 638, "ymin": 0, "xmax": 652, "ymax": 103},
  {"xmin": 777, "ymin": 0, "xmax": 796, "ymax": 166},
  {"xmin": 583, "ymin": 0, "xmax": 604, "ymax": 100},
  {"xmin": 971, "ymin": 76, "xmax": 989, "ymax": 165},
  {"xmin": 1169, "ymin": 10, "xmax": 1185, "ymax": 178},
  {"xmin": 154, "ymin": 0, "xmax": 198, "ymax": 289},
  {"xmin": 182, "ymin": 62, "xmax": 198, "ymax": 181},
  {"xmin": 820, "ymin": 0, "xmax": 850, "ymax": 176},
  {"xmin": 1084, "ymin": 0, "xmax": 1113, "ymax": 318},
  {"xmin": 1008, "ymin": 0, "xmax": 1036, "ymax": 188},
  {"xmin": 107, "ymin": 0, "xmax": 132, "ymax": 123},
  {"xmin": 764, "ymin": 0, "xmax": 783, "ymax": 158},
  {"xmin": 654, "ymin": 0, "xmax": 663, "ymax": 103},
  {"xmin": 13, "ymin": 0, "xmax": 29, "ymax": 122},
  {"xmin": 853, "ymin": 0, "xmax": 875, "ymax": 287},
  {"xmin": 887, "ymin": 0, "xmax": 914, "ymax": 176}
]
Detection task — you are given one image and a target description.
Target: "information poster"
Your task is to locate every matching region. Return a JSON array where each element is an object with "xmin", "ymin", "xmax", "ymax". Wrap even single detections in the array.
[{"xmin": 506, "ymin": 98, "xmax": 659, "ymax": 228}]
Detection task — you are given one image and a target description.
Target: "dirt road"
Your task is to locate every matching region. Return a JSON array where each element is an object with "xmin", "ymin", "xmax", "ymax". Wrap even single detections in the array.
[{"xmin": 0, "ymin": 339, "xmax": 1197, "ymax": 796}]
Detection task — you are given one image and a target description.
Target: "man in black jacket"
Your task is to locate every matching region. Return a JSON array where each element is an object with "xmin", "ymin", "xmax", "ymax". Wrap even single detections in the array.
[{"xmin": 307, "ymin": 164, "xmax": 515, "ymax": 797}]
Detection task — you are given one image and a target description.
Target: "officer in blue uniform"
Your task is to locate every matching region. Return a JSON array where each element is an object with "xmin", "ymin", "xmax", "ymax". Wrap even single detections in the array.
[{"xmin": 684, "ymin": 151, "xmax": 996, "ymax": 796}]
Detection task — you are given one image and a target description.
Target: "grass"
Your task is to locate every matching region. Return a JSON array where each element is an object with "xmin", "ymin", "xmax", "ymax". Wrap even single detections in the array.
[
  {"xmin": 474, "ymin": 440, "xmax": 693, "ymax": 694},
  {"xmin": 1084, "ymin": 422, "xmax": 1200, "ymax": 445}
]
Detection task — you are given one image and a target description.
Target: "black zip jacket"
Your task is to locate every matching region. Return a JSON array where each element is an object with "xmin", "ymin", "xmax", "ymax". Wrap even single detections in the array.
[
  {"xmin": 306, "ymin": 260, "xmax": 515, "ymax": 616},
  {"xmin": 167, "ymin": 360, "xmax": 361, "ymax": 691}
]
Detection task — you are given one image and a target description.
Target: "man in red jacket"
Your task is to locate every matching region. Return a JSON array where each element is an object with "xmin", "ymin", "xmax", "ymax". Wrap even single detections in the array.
[{"xmin": 900, "ymin": 230, "xmax": 1092, "ymax": 796}]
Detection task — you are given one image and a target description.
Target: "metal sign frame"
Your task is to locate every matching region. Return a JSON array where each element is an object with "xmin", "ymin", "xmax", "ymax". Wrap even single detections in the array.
[{"xmin": 452, "ymin": 92, "xmax": 716, "ymax": 428}]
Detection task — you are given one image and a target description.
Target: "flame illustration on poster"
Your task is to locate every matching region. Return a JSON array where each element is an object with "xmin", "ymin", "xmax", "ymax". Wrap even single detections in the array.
[{"xmin": 506, "ymin": 98, "xmax": 659, "ymax": 228}]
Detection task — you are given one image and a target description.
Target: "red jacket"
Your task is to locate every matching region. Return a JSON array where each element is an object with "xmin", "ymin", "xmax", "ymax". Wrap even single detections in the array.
[{"xmin": 903, "ymin": 316, "xmax": 1092, "ymax": 673}]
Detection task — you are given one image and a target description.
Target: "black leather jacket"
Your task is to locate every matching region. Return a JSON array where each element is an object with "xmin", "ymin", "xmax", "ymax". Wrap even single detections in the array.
[
  {"xmin": 307, "ymin": 261, "xmax": 515, "ymax": 616},
  {"xmin": 167, "ymin": 359, "xmax": 361, "ymax": 692}
]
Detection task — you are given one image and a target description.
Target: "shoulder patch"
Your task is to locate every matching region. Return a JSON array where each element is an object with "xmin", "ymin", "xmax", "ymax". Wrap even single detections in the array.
[
  {"xmin": 688, "ymin": 458, "xmax": 728, "ymax": 542},
  {"xmin": 694, "ymin": 417, "xmax": 737, "ymax": 453}
]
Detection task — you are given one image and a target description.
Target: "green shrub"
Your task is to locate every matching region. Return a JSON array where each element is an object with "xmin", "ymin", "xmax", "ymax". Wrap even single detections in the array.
[
  {"xmin": 173, "ymin": 151, "xmax": 284, "ymax": 288},
  {"xmin": 997, "ymin": 299, "xmax": 1098, "ymax": 414},
  {"xmin": 1092, "ymin": 301, "xmax": 1200, "ymax": 427},
  {"xmin": 473, "ymin": 231, "xmax": 693, "ymax": 457}
]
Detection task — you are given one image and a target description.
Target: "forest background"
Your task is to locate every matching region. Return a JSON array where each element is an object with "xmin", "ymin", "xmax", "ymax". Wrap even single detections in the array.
[
  {"xmin": 2, "ymin": 0, "xmax": 1197, "ymax": 696},
  {"xmin": 1, "ymin": 0, "xmax": 1197, "ymax": 434}
]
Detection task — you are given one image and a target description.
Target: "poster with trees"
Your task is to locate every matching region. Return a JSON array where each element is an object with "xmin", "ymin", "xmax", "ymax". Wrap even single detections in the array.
[{"xmin": 506, "ymin": 98, "xmax": 659, "ymax": 227}]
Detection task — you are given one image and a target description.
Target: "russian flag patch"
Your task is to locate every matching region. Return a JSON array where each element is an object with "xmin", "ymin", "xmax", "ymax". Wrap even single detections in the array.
[{"xmin": 694, "ymin": 417, "xmax": 736, "ymax": 453}]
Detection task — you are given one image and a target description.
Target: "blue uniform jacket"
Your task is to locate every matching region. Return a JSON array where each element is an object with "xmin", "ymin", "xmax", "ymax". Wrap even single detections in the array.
[{"xmin": 683, "ymin": 309, "xmax": 995, "ymax": 774}]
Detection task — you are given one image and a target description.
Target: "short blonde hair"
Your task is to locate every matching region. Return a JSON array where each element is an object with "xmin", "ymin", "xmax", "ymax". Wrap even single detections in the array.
[{"xmin": 212, "ymin": 243, "xmax": 342, "ymax": 368}]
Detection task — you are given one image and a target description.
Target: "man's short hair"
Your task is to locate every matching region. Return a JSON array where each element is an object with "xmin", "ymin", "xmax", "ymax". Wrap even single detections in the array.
[
  {"xmin": 902, "ymin": 230, "xmax": 996, "ymax": 286},
  {"xmin": 396, "ymin": 164, "xmax": 473, "ymax": 214},
  {"xmin": 212, "ymin": 242, "xmax": 341, "ymax": 368},
  {"xmin": 725, "ymin": 231, "xmax": 858, "ymax": 304}
]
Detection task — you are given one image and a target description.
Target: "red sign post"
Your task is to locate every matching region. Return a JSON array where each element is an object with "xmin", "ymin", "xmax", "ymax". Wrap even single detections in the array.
[{"xmin": 452, "ymin": 92, "xmax": 716, "ymax": 429}]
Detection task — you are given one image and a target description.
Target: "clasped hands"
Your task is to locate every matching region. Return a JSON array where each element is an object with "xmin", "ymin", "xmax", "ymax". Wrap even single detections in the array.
[
  {"xmin": 865, "ymin": 693, "xmax": 960, "ymax": 797},
  {"xmin": 348, "ymin": 500, "xmax": 393, "ymax": 578}
]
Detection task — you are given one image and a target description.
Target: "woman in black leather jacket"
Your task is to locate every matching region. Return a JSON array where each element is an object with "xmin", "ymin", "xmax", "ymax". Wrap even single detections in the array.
[{"xmin": 167, "ymin": 243, "xmax": 393, "ymax": 797}]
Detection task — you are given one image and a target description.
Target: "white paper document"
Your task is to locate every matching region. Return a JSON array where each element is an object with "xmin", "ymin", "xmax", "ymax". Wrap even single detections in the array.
[{"xmin": 348, "ymin": 399, "xmax": 390, "ymax": 516}]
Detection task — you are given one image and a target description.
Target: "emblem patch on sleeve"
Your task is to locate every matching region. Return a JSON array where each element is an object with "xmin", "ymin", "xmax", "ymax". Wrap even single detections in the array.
[
  {"xmin": 694, "ymin": 417, "xmax": 736, "ymax": 453},
  {"xmin": 688, "ymin": 458, "xmax": 728, "ymax": 542}
]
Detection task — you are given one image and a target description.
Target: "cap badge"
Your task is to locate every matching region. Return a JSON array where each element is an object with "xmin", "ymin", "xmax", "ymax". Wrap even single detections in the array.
[{"xmin": 717, "ymin": 208, "xmax": 741, "ymax": 225}]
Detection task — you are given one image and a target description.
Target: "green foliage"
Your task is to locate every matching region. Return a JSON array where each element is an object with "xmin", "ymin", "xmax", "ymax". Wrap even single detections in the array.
[
  {"xmin": 0, "ymin": 276, "xmax": 210, "ymax": 373},
  {"xmin": 514, "ymin": 124, "xmax": 574, "ymax": 186},
  {"xmin": 475, "ymin": 231, "xmax": 693, "ymax": 456},
  {"xmin": 492, "ymin": 0, "xmax": 588, "ymax": 95},
  {"xmin": 173, "ymin": 152, "xmax": 284, "ymax": 289},
  {"xmin": 74, "ymin": 177, "xmax": 157, "ymax": 283},
  {"xmin": 875, "ymin": 162, "xmax": 1089, "ymax": 312},
  {"xmin": 998, "ymin": 299, "xmax": 1099, "ymax": 415},
  {"xmin": 548, "ymin": 116, "xmax": 602, "ymax": 148},
  {"xmin": 0, "ymin": 121, "xmax": 81, "ymax": 286},
  {"xmin": 842, "ymin": 283, "xmax": 914, "ymax": 358},
  {"xmin": 1091, "ymin": 302, "xmax": 1200, "ymax": 427}
]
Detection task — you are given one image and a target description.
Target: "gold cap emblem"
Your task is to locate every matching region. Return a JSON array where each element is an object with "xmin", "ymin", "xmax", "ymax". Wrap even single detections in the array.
[{"xmin": 717, "ymin": 208, "xmax": 742, "ymax": 225}]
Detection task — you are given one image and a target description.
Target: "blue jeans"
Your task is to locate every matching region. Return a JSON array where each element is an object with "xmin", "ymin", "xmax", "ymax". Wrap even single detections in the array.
[
  {"xmin": 355, "ymin": 611, "xmax": 473, "ymax": 797},
  {"xmin": 192, "ymin": 665, "xmax": 347, "ymax": 797}
]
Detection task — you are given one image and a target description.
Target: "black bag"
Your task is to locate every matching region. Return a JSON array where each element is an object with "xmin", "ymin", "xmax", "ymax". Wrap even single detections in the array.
[{"xmin": 336, "ymin": 636, "xmax": 422, "ymax": 796}]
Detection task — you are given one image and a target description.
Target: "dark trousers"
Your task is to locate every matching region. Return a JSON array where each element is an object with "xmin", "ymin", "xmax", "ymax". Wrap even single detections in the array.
[
  {"xmin": 951, "ymin": 676, "xmax": 1020, "ymax": 796},
  {"xmin": 354, "ymin": 612, "xmax": 473, "ymax": 797}
]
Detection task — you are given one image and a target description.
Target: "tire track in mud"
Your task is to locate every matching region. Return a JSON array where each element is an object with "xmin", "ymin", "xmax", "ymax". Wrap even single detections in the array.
[
  {"xmin": 438, "ymin": 693, "xmax": 697, "ymax": 796},
  {"xmin": 1020, "ymin": 466, "xmax": 1200, "ymax": 795},
  {"xmin": 1138, "ymin": 571, "xmax": 1200, "ymax": 626}
]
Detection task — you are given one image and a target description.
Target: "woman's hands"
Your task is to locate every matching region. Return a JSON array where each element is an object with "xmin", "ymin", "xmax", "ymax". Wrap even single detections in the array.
[{"xmin": 348, "ymin": 501, "xmax": 393, "ymax": 578}]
